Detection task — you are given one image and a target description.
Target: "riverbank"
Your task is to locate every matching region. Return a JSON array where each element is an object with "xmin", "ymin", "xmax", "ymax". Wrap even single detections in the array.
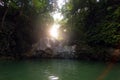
[{"xmin": 0, "ymin": 45, "xmax": 120, "ymax": 62}]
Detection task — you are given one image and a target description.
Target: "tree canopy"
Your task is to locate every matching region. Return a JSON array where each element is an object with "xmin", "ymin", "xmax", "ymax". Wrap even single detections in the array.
[
  {"xmin": 62, "ymin": 0, "xmax": 120, "ymax": 47},
  {"xmin": 0, "ymin": 0, "xmax": 120, "ymax": 58},
  {"xmin": 0, "ymin": 0, "xmax": 53, "ymax": 56}
]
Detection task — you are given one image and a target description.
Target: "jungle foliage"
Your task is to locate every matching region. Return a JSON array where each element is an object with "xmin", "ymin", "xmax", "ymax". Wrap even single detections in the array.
[
  {"xmin": 0, "ymin": 0, "xmax": 53, "ymax": 57},
  {"xmin": 0, "ymin": 0, "xmax": 120, "ymax": 59},
  {"xmin": 63, "ymin": 0, "xmax": 120, "ymax": 47}
]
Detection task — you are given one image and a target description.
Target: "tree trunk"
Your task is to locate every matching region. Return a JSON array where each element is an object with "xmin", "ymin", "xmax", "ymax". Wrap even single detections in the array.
[{"xmin": 1, "ymin": 7, "xmax": 9, "ymax": 31}]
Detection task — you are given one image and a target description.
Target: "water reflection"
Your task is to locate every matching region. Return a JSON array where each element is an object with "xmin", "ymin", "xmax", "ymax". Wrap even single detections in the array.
[
  {"xmin": 43, "ymin": 60, "xmax": 78, "ymax": 80},
  {"xmin": 1, "ymin": 60, "xmax": 120, "ymax": 80},
  {"xmin": 49, "ymin": 76, "xmax": 59, "ymax": 80}
]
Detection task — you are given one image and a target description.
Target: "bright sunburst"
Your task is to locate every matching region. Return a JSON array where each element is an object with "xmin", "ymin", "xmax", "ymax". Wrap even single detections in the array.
[
  {"xmin": 57, "ymin": 0, "xmax": 66, "ymax": 9},
  {"xmin": 53, "ymin": 12, "xmax": 63, "ymax": 21},
  {"xmin": 49, "ymin": 24, "xmax": 60, "ymax": 39},
  {"xmin": 49, "ymin": 0, "xmax": 68, "ymax": 40}
]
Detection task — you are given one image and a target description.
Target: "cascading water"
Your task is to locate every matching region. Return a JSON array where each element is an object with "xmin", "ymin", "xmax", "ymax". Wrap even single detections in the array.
[{"xmin": 36, "ymin": 37, "xmax": 76, "ymax": 58}]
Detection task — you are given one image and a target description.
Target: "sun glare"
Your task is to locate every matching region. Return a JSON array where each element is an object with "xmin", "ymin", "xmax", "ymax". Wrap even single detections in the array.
[
  {"xmin": 57, "ymin": 0, "xmax": 65, "ymax": 9},
  {"xmin": 49, "ymin": 0, "xmax": 67, "ymax": 40},
  {"xmin": 96, "ymin": 0, "xmax": 99, "ymax": 2},
  {"xmin": 49, "ymin": 24, "xmax": 60, "ymax": 39},
  {"xmin": 53, "ymin": 12, "xmax": 63, "ymax": 21}
]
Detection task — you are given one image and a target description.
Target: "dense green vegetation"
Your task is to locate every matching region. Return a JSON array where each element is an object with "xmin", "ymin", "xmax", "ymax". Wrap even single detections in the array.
[
  {"xmin": 61, "ymin": 0, "xmax": 120, "ymax": 61},
  {"xmin": 0, "ymin": 0, "xmax": 120, "ymax": 60},
  {"xmin": 63, "ymin": 0, "xmax": 120, "ymax": 47},
  {"xmin": 0, "ymin": 0, "xmax": 53, "ymax": 58}
]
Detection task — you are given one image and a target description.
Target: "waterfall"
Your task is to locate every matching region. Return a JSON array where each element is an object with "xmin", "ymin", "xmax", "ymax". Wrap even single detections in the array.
[{"xmin": 36, "ymin": 37, "xmax": 76, "ymax": 58}]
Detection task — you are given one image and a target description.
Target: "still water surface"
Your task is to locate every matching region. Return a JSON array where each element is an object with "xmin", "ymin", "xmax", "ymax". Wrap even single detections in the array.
[{"xmin": 0, "ymin": 59, "xmax": 120, "ymax": 80}]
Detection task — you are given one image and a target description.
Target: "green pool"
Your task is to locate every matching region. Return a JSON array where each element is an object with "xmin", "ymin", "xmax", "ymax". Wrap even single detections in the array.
[{"xmin": 0, "ymin": 59, "xmax": 120, "ymax": 80}]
